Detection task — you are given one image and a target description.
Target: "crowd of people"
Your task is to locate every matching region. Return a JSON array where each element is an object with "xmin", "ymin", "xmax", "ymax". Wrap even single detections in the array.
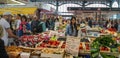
[{"xmin": 0, "ymin": 12, "xmax": 120, "ymax": 58}]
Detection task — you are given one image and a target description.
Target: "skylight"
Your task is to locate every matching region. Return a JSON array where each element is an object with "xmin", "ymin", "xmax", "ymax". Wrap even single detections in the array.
[{"xmin": 112, "ymin": 1, "xmax": 118, "ymax": 8}]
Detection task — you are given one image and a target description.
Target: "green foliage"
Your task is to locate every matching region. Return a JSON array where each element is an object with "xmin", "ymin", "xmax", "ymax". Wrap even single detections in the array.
[
  {"xmin": 101, "ymin": 53, "xmax": 116, "ymax": 58},
  {"xmin": 91, "ymin": 35, "xmax": 116, "ymax": 58},
  {"xmin": 99, "ymin": 35, "xmax": 114, "ymax": 47}
]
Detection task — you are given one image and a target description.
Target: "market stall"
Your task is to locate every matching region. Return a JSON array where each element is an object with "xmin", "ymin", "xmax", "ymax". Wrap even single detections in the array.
[{"xmin": 6, "ymin": 27, "xmax": 120, "ymax": 58}]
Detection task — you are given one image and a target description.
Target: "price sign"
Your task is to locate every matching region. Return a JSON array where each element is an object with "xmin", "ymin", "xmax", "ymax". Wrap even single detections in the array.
[{"xmin": 65, "ymin": 36, "xmax": 80, "ymax": 56}]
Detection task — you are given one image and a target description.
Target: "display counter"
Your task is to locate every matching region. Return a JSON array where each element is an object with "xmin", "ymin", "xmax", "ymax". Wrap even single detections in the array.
[{"xmin": 6, "ymin": 29, "xmax": 120, "ymax": 58}]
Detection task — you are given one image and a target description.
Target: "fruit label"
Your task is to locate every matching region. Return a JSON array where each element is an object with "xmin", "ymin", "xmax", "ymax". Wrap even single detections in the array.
[{"xmin": 65, "ymin": 36, "xmax": 80, "ymax": 56}]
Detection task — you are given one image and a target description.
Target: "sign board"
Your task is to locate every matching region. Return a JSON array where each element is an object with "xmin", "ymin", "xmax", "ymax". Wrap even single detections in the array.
[
  {"xmin": 87, "ymin": 30, "xmax": 100, "ymax": 37},
  {"xmin": 68, "ymin": 7, "xmax": 120, "ymax": 11},
  {"xmin": 65, "ymin": 36, "xmax": 80, "ymax": 56}
]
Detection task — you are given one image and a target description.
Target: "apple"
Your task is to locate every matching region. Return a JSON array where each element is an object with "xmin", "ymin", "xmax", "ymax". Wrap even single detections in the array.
[
  {"xmin": 85, "ymin": 44, "xmax": 90, "ymax": 50},
  {"xmin": 61, "ymin": 44, "xmax": 65, "ymax": 48},
  {"xmin": 79, "ymin": 43, "xmax": 83, "ymax": 50},
  {"xmin": 100, "ymin": 47, "xmax": 104, "ymax": 51}
]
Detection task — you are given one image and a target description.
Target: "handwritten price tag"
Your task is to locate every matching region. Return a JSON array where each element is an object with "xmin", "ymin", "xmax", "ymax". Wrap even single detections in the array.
[{"xmin": 65, "ymin": 36, "xmax": 80, "ymax": 56}]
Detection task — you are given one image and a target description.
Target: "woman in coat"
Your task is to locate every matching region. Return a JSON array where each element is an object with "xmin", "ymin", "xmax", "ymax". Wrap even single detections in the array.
[{"xmin": 18, "ymin": 15, "xmax": 31, "ymax": 37}]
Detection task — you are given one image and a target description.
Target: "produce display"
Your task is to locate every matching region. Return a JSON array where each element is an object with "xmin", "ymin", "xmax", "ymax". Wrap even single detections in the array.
[
  {"xmin": 91, "ymin": 35, "xmax": 120, "ymax": 58},
  {"xmin": 6, "ymin": 28, "xmax": 120, "ymax": 58}
]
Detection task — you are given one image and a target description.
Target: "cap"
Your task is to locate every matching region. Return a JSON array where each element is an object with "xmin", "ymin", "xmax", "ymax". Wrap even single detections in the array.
[{"xmin": 3, "ymin": 12, "xmax": 11, "ymax": 15}]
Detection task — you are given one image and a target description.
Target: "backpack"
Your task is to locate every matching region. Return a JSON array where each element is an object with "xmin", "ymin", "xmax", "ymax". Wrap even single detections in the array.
[{"xmin": 37, "ymin": 22, "xmax": 43, "ymax": 33}]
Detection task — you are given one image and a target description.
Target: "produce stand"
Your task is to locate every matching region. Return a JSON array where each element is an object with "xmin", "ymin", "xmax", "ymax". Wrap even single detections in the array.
[{"xmin": 6, "ymin": 28, "xmax": 120, "ymax": 58}]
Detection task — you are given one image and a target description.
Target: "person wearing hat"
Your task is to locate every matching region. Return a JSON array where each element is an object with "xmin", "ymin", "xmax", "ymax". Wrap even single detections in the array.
[
  {"xmin": 0, "ymin": 25, "xmax": 9, "ymax": 58},
  {"xmin": 0, "ymin": 12, "xmax": 18, "ymax": 46}
]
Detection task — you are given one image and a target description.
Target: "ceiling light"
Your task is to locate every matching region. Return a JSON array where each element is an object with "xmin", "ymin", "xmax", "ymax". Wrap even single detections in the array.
[{"xmin": 7, "ymin": 0, "xmax": 25, "ymax": 5}]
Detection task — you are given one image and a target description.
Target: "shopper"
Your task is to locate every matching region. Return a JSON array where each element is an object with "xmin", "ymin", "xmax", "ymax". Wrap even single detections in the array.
[
  {"xmin": 27, "ymin": 17, "xmax": 32, "ymax": 31},
  {"xmin": 88, "ymin": 17, "xmax": 92, "ymax": 28},
  {"xmin": 107, "ymin": 21, "xmax": 112, "ymax": 28},
  {"xmin": 27, "ymin": 17, "xmax": 32, "ymax": 25},
  {"xmin": 8, "ymin": 15, "xmax": 17, "ymax": 46},
  {"xmin": 105, "ymin": 20, "xmax": 109, "ymax": 28},
  {"xmin": 54, "ymin": 18, "xmax": 60, "ymax": 30},
  {"xmin": 114, "ymin": 20, "xmax": 118, "ymax": 31},
  {"xmin": 0, "ymin": 25, "xmax": 9, "ymax": 58},
  {"xmin": 31, "ymin": 16, "xmax": 40, "ymax": 34},
  {"xmin": 15, "ymin": 14, "xmax": 22, "ymax": 36},
  {"xmin": 38, "ymin": 19, "xmax": 46, "ymax": 33},
  {"xmin": 118, "ymin": 20, "xmax": 120, "ymax": 32},
  {"xmin": 18, "ymin": 15, "xmax": 31, "ymax": 37},
  {"xmin": 0, "ymin": 12, "xmax": 18, "ymax": 46},
  {"xmin": 66, "ymin": 16, "xmax": 78, "ymax": 37},
  {"xmin": 46, "ymin": 16, "xmax": 55, "ymax": 30}
]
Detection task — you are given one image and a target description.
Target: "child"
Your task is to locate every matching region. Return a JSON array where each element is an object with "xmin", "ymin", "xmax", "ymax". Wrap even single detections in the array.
[{"xmin": 0, "ymin": 25, "xmax": 9, "ymax": 58}]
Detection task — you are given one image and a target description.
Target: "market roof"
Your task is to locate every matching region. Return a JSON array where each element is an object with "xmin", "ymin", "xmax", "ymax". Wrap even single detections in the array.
[{"xmin": 30, "ymin": 0, "xmax": 119, "ymax": 7}]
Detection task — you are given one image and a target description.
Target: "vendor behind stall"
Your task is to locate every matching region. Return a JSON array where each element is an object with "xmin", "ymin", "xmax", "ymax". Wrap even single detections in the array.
[
  {"xmin": 0, "ymin": 25, "xmax": 9, "ymax": 58},
  {"xmin": 0, "ymin": 12, "xmax": 18, "ymax": 46}
]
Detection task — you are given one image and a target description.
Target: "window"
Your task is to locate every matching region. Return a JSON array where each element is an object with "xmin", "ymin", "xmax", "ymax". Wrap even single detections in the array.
[
  {"xmin": 58, "ymin": 4, "xmax": 81, "ymax": 12},
  {"xmin": 86, "ymin": 4, "xmax": 108, "ymax": 7},
  {"xmin": 112, "ymin": 1, "xmax": 118, "ymax": 8}
]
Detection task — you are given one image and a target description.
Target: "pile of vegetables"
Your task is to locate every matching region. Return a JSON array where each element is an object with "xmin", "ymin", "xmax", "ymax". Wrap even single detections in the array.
[{"xmin": 91, "ymin": 35, "xmax": 117, "ymax": 58}]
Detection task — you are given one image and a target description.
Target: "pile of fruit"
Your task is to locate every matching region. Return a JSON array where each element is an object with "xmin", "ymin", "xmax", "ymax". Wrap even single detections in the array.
[
  {"xmin": 100, "ymin": 46, "xmax": 110, "ymax": 52},
  {"xmin": 79, "ymin": 43, "xmax": 83, "ymax": 50},
  {"xmin": 15, "ymin": 35, "xmax": 44, "ymax": 47},
  {"xmin": 79, "ymin": 43, "xmax": 90, "ymax": 51},
  {"xmin": 61, "ymin": 42, "xmax": 66, "ymax": 48},
  {"xmin": 6, "ymin": 46, "xmax": 22, "ymax": 52},
  {"xmin": 41, "ymin": 48, "xmax": 64, "ymax": 54},
  {"xmin": 36, "ymin": 40, "xmax": 61, "ymax": 48},
  {"xmin": 85, "ymin": 43, "xmax": 90, "ymax": 51}
]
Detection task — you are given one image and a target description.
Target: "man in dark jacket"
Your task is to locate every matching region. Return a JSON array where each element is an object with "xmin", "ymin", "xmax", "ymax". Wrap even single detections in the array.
[
  {"xmin": 114, "ymin": 21, "xmax": 118, "ymax": 31},
  {"xmin": 88, "ymin": 17, "xmax": 92, "ymax": 28},
  {"xmin": 31, "ymin": 16, "xmax": 40, "ymax": 34},
  {"xmin": 46, "ymin": 17, "xmax": 55, "ymax": 30}
]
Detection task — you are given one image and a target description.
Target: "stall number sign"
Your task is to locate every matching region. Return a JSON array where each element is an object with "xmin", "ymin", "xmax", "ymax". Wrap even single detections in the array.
[{"xmin": 65, "ymin": 36, "xmax": 80, "ymax": 56}]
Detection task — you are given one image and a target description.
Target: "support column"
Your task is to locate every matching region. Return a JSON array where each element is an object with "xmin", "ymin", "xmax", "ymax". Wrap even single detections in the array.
[
  {"xmin": 118, "ymin": 0, "xmax": 120, "ymax": 8},
  {"xmin": 109, "ymin": 0, "xmax": 112, "ymax": 8},
  {"xmin": 55, "ymin": 0, "xmax": 59, "ymax": 14},
  {"xmin": 82, "ymin": 0, "xmax": 87, "ymax": 8}
]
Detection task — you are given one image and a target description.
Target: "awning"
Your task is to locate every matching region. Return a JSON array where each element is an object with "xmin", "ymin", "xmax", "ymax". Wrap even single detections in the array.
[{"xmin": 0, "ymin": 7, "xmax": 37, "ymax": 15}]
